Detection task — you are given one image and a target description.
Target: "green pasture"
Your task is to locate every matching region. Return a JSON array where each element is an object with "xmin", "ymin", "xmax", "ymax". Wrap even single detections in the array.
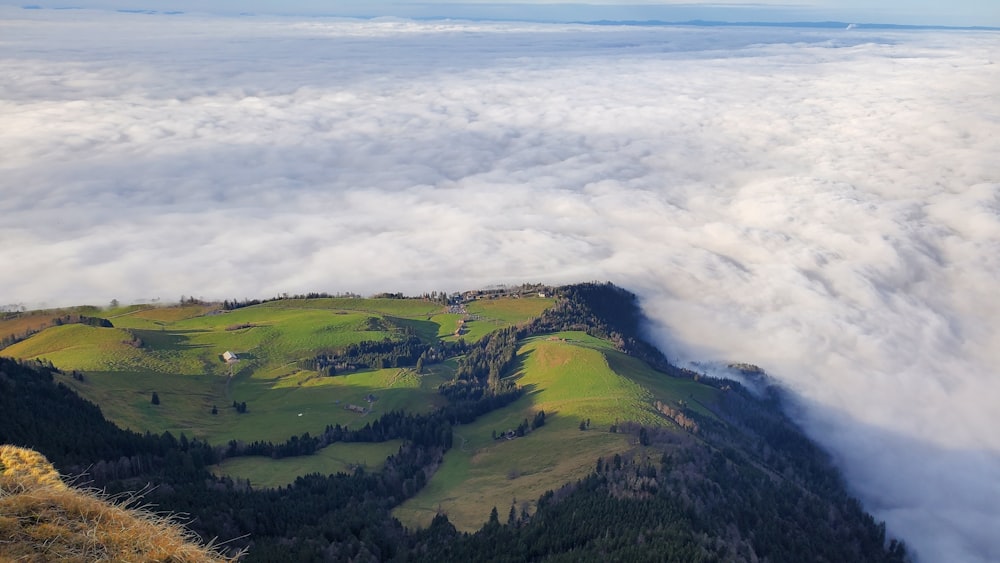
[
  {"xmin": 219, "ymin": 366, "xmax": 450, "ymax": 443},
  {"xmin": 54, "ymin": 364, "xmax": 450, "ymax": 445},
  {"xmin": 511, "ymin": 333, "xmax": 667, "ymax": 427},
  {"xmin": 110, "ymin": 304, "xmax": 217, "ymax": 327},
  {"xmin": 213, "ymin": 440, "xmax": 404, "ymax": 489},
  {"xmin": 394, "ymin": 332, "xmax": 705, "ymax": 532},
  {"xmin": 466, "ymin": 297, "xmax": 554, "ymax": 326},
  {"xmin": 1, "ymin": 325, "xmax": 192, "ymax": 373},
  {"xmin": 450, "ymin": 297, "xmax": 555, "ymax": 342},
  {"xmin": 56, "ymin": 369, "xmax": 226, "ymax": 439},
  {"xmin": 429, "ymin": 314, "xmax": 464, "ymax": 339},
  {"xmin": 604, "ymin": 351, "xmax": 721, "ymax": 420},
  {"xmin": 6, "ymin": 298, "xmax": 466, "ymax": 444},
  {"xmin": 3, "ymin": 297, "xmax": 564, "ymax": 496}
]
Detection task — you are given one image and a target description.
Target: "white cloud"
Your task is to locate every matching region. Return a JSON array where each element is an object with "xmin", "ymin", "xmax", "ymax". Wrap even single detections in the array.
[{"xmin": 2, "ymin": 9, "xmax": 999, "ymax": 560}]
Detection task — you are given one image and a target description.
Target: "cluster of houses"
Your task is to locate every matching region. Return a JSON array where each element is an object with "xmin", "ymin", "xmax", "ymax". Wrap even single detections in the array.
[{"xmin": 457, "ymin": 285, "xmax": 552, "ymax": 302}]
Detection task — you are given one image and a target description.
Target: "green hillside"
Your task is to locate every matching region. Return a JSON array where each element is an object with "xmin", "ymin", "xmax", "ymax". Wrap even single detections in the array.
[
  {"xmin": 2, "ymin": 290, "xmax": 708, "ymax": 507},
  {"xmin": 0, "ymin": 284, "xmax": 909, "ymax": 563},
  {"xmin": 395, "ymin": 332, "xmax": 720, "ymax": 531},
  {"xmin": 1, "ymin": 296, "xmax": 553, "ymax": 447}
]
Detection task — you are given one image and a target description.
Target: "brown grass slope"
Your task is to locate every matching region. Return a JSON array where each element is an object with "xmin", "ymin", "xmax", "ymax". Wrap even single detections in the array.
[{"xmin": 0, "ymin": 445, "xmax": 235, "ymax": 563}]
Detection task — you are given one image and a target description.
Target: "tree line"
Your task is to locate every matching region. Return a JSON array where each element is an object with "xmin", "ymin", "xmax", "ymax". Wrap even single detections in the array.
[{"xmin": 221, "ymin": 292, "xmax": 361, "ymax": 311}]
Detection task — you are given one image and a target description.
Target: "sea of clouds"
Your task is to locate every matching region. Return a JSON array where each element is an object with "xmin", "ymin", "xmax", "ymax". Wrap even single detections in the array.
[{"xmin": 2, "ymin": 8, "xmax": 998, "ymax": 561}]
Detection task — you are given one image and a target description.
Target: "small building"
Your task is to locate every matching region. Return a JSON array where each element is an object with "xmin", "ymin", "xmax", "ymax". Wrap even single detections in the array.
[{"xmin": 222, "ymin": 351, "xmax": 238, "ymax": 363}]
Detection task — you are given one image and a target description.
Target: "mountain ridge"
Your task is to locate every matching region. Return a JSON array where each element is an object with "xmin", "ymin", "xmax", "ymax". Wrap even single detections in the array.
[{"xmin": 0, "ymin": 282, "xmax": 910, "ymax": 561}]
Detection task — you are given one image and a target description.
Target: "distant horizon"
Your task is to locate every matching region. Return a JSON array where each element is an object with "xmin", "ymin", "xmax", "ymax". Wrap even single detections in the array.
[
  {"xmin": 5, "ymin": 1, "xmax": 1000, "ymax": 28},
  {"xmin": 15, "ymin": 4, "xmax": 1000, "ymax": 32}
]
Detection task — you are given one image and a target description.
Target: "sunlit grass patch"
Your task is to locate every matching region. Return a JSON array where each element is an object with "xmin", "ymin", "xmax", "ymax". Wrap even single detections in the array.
[
  {"xmin": 131, "ymin": 304, "xmax": 217, "ymax": 323},
  {"xmin": 466, "ymin": 296, "xmax": 555, "ymax": 325},
  {"xmin": 213, "ymin": 440, "xmax": 404, "ymax": 489}
]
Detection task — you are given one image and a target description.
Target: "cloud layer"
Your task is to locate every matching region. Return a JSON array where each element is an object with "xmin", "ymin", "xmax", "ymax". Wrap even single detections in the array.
[{"xmin": 2, "ymin": 9, "xmax": 999, "ymax": 561}]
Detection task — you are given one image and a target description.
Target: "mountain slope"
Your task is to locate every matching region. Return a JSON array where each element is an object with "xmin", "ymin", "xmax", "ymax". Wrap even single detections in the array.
[{"xmin": 0, "ymin": 283, "xmax": 909, "ymax": 562}]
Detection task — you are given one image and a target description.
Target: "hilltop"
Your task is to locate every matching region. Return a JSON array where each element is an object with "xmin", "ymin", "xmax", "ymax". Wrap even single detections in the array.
[{"xmin": 0, "ymin": 283, "xmax": 909, "ymax": 561}]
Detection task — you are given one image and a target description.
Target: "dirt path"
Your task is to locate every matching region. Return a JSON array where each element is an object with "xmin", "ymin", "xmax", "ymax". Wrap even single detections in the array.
[{"xmin": 106, "ymin": 307, "xmax": 155, "ymax": 319}]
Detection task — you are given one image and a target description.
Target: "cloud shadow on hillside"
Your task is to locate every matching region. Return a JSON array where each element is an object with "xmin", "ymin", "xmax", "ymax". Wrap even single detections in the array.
[{"xmin": 130, "ymin": 328, "xmax": 212, "ymax": 351}]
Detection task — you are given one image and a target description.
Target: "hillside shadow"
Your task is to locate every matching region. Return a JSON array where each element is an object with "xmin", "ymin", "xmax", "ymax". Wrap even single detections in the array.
[
  {"xmin": 130, "ymin": 329, "xmax": 211, "ymax": 351},
  {"xmin": 519, "ymin": 382, "xmax": 540, "ymax": 398},
  {"xmin": 385, "ymin": 316, "xmax": 440, "ymax": 341},
  {"xmin": 507, "ymin": 348, "xmax": 536, "ymax": 381}
]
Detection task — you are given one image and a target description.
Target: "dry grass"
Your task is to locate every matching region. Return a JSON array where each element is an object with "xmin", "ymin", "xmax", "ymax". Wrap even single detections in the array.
[
  {"xmin": 0, "ymin": 313, "xmax": 53, "ymax": 344},
  {"xmin": 0, "ymin": 445, "xmax": 238, "ymax": 562}
]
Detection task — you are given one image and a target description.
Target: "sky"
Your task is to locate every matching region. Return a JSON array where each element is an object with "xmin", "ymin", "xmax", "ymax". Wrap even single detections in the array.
[{"xmin": 2, "ymin": 6, "xmax": 1000, "ymax": 562}]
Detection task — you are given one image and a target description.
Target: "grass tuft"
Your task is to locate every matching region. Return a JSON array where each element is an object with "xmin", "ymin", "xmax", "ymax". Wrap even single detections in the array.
[{"xmin": 0, "ymin": 445, "xmax": 238, "ymax": 562}]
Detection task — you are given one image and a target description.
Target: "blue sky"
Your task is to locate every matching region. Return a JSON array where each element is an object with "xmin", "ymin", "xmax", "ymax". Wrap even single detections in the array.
[{"xmin": 6, "ymin": 1, "xmax": 1000, "ymax": 26}]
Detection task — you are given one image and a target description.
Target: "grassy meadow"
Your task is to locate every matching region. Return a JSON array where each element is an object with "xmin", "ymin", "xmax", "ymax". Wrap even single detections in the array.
[
  {"xmin": 2, "ymin": 296, "xmax": 550, "ymax": 446},
  {"xmin": 212, "ymin": 440, "xmax": 404, "ymax": 488}
]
